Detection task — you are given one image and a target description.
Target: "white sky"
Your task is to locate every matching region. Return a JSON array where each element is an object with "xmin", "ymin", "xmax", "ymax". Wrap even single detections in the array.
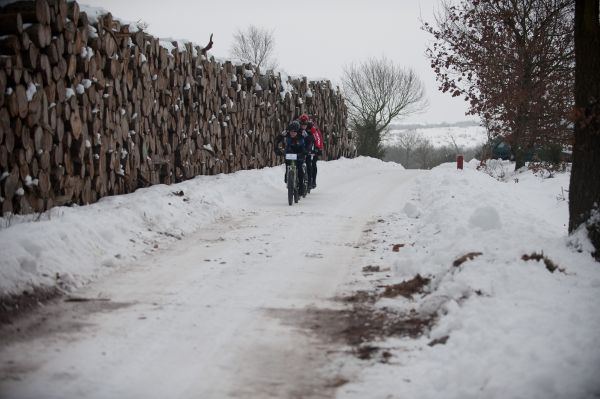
[{"xmin": 80, "ymin": 0, "xmax": 475, "ymax": 124}]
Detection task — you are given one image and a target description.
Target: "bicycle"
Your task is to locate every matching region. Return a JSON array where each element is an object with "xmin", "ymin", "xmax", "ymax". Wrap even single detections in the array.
[
  {"xmin": 302, "ymin": 161, "xmax": 310, "ymax": 196},
  {"xmin": 285, "ymin": 153, "xmax": 300, "ymax": 206}
]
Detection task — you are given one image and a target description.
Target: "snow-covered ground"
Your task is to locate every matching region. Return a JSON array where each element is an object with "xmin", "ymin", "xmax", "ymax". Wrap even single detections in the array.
[
  {"xmin": 385, "ymin": 124, "xmax": 488, "ymax": 149},
  {"xmin": 0, "ymin": 158, "xmax": 598, "ymax": 399},
  {"xmin": 336, "ymin": 160, "xmax": 600, "ymax": 399}
]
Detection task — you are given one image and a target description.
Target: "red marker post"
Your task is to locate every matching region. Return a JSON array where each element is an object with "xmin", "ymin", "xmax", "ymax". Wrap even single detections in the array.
[{"xmin": 457, "ymin": 154, "xmax": 464, "ymax": 170}]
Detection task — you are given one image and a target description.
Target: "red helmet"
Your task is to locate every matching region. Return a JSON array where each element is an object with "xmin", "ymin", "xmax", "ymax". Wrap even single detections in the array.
[{"xmin": 299, "ymin": 114, "xmax": 309, "ymax": 124}]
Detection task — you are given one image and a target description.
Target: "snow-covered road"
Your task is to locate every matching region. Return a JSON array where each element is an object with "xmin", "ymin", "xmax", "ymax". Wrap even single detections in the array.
[{"xmin": 0, "ymin": 162, "xmax": 423, "ymax": 399}]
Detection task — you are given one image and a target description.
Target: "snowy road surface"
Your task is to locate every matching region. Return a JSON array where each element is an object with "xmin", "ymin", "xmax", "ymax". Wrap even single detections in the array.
[{"xmin": 0, "ymin": 162, "xmax": 422, "ymax": 399}]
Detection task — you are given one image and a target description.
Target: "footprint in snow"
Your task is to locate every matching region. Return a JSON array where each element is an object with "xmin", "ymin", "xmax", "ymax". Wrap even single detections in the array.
[{"xmin": 304, "ymin": 253, "xmax": 324, "ymax": 259}]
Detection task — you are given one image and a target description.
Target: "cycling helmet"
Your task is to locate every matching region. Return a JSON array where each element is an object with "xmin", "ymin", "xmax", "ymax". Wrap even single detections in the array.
[
  {"xmin": 288, "ymin": 120, "xmax": 301, "ymax": 132},
  {"xmin": 299, "ymin": 114, "xmax": 309, "ymax": 124}
]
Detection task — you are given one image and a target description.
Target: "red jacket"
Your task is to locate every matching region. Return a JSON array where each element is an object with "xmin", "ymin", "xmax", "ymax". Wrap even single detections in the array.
[{"xmin": 312, "ymin": 127, "xmax": 323, "ymax": 150}]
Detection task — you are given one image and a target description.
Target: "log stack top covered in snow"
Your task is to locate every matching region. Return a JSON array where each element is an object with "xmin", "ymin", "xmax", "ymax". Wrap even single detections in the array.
[{"xmin": 0, "ymin": 0, "xmax": 354, "ymax": 216}]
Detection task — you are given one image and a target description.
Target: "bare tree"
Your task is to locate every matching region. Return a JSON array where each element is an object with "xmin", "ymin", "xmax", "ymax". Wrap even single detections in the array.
[
  {"xmin": 342, "ymin": 56, "xmax": 428, "ymax": 158},
  {"xmin": 230, "ymin": 25, "xmax": 277, "ymax": 70},
  {"xmin": 569, "ymin": 0, "xmax": 600, "ymax": 260},
  {"xmin": 414, "ymin": 140, "xmax": 435, "ymax": 169},
  {"xmin": 395, "ymin": 129, "xmax": 423, "ymax": 166}
]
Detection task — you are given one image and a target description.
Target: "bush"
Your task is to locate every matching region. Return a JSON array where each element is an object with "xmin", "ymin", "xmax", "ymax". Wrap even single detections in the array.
[{"xmin": 534, "ymin": 144, "xmax": 564, "ymax": 164}]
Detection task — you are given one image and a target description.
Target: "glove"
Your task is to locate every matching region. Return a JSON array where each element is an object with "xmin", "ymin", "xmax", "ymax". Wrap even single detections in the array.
[{"xmin": 302, "ymin": 130, "xmax": 308, "ymax": 137}]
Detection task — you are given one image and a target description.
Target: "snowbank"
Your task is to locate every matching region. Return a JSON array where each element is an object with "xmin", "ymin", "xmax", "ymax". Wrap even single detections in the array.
[{"xmin": 338, "ymin": 160, "xmax": 600, "ymax": 399}]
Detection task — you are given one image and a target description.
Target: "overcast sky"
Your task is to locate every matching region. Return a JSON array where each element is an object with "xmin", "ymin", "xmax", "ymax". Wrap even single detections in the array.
[{"xmin": 80, "ymin": 0, "xmax": 475, "ymax": 125}]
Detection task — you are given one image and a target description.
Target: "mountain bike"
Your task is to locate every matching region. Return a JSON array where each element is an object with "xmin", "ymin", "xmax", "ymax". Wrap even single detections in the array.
[
  {"xmin": 285, "ymin": 154, "xmax": 300, "ymax": 206},
  {"xmin": 302, "ymin": 160, "xmax": 310, "ymax": 196}
]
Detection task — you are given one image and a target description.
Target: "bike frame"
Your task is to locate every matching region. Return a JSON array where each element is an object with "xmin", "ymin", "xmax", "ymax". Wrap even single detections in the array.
[{"xmin": 285, "ymin": 153, "xmax": 299, "ymax": 205}]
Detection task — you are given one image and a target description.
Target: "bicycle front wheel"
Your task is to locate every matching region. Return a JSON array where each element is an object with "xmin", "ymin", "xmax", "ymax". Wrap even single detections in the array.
[{"xmin": 287, "ymin": 169, "xmax": 294, "ymax": 206}]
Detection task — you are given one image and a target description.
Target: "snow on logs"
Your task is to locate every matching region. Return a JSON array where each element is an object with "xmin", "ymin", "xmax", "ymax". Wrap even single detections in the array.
[{"xmin": 0, "ymin": 0, "xmax": 352, "ymax": 216}]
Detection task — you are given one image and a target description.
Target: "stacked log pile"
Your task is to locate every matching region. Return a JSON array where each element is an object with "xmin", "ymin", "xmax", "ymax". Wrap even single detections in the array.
[{"xmin": 0, "ymin": 0, "xmax": 353, "ymax": 216}]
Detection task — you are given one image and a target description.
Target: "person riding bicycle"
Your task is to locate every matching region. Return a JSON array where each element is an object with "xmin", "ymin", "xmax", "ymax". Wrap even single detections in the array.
[
  {"xmin": 306, "ymin": 120, "xmax": 323, "ymax": 189},
  {"xmin": 275, "ymin": 120, "xmax": 297, "ymax": 180},
  {"xmin": 283, "ymin": 120, "xmax": 307, "ymax": 196},
  {"xmin": 298, "ymin": 114, "xmax": 315, "ymax": 191}
]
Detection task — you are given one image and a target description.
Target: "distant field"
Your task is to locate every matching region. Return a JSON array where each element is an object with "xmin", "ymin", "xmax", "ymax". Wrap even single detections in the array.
[{"xmin": 384, "ymin": 124, "xmax": 488, "ymax": 149}]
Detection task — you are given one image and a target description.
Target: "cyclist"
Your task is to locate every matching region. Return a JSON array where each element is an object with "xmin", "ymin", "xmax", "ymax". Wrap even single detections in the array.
[
  {"xmin": 306, "ymin": 120, "xmax": 323, "ymax": 189},
  {"xmin": 298, "ymin": 114, "xmax": 314, "ymax": 191},
  {"xmin": 284, "ymin": 121, "xmax": 307, "ymax": 196}
]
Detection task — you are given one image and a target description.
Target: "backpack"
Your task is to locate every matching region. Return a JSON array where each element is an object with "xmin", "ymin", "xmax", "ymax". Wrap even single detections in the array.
[{"xmin": 312, "ymin": 127, "xmax": 324, "ymax": 150}]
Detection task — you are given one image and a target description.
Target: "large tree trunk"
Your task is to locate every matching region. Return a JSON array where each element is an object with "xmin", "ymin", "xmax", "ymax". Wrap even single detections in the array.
[
  {"xmin": 514, "ymin": 58, "xmax": 534, "ymax": 171},
  {"xmin": 569, "ymin": 0, "xmax": 600, "ymax": 260},
  {"xmin": 511, "ymin": 124, "xmax": 529, "ymax": 170},
  {"xmin": 513, "ymin": 145, "xmax": 527, "ymax": 170}
]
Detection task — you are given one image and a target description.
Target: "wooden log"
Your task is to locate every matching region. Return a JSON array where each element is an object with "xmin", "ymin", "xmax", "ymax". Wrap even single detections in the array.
[
  {"xmin": 54, "ymin": 34, "xmax": 65, "ymax": 58},
  {"xmin": 17, "ymin": 148, "xmax": 31, "ymax": 180},
  {"xmin": 25, "ymin": 24, "xmax": 52, "ymax": 48},
  {"xmin": 27, "ymin": 89, "xmax": 42, "ymax": 127},
  {"xmin": 7, "ymin": 84, "xmax": 29, "ymax": 119},
  {"xmin": 0, "ymin": 69, "xmax": 5, "ymax": 108},
  {"xmin": 55, "ymin": 113, "xmax": 64, "ymax": 142},
  {"xmin": 6, "ymin": 52, "xmax": 22, "ymax": 85},
  {"xmin": 47, "ymin": 0, "xmax": 67, "ymax": 17},
  {"xmin": 66, "ymin": 54, "xmax": 76, "ymax": 79},
  {"xmin": 32, "ymin": 125, "xmax": 44, "ymax": 152},
  {"xmin": 81, "ymin": 176, "xmax": 92, "ymax": 204},
  {"xmin": 15, "ymin": 192, "xmax": 32, "ymax": 216},
  {"xmin": 1, "ymin": 193, "xmax": 13, "ymax": 214},
  {"xmin": 77, "ymin": 10, "xmax": 89, "ymax": 28},
  {"xmin": 68, "ymin": 110, "xmax": 82, "ymax": 140},
  {"xmin": 55, "ymin": 57, "xmax": 67, "ymax": 81},
  {"xmin": 19, "ymin": 30, "xmax": 32, "ymax": 52},
  {"xmin": 0, "ymin": 35, "xmax": 21, "ymax": 54},
  {"xmin": 73, "ymin": 26, "xmax": 84, "ymax": 56},
  {"xmin": 37, "ymin": 54, "xmax": 51, "ymax": 86},
  {"xmin": 4, "ymin": 117, "xmax": 16, "ymax": 154},
  {"xmin": 55, "ymin": 77, "xmax": 67, "ymax": 103},
  {"xmin": 105, "ymin": 57, "xmax": 120, "ymax": 79},
  {"xmin": 104, "ymin": 34, "xmax": 118, "ymax": 59},
  {"xmin": 37, "ymin": 170, "xmax": 50, "ymax": 196},
  {"xmin": 63, "ymin": 18, "xmax": 76, "ymax": 44},
  {"xmin": 2, "ymin": 166, "xmax": 20, "ymax": 201},
  {"xmin": 66, "ymin": 1, "xmax": 80, "ymax": 27},
  {"xmin": 0, "ymin": 108, "xmax": 8, "ymax": 145},
  {"xmin": 2, "ymin": 0, "xmax": 51, "ymax": 25},
  {"xmin": 21, "ymin": 43, "xmax": 39, "ymax": 69},
  {"xmin": 31, "ymin": 156, "xmax": 39, "ymax": 177},
  {"xmin": 0, "ymin": 145, "xmax": 8, "ymax": 170},
  {"xmin": 45, "ymin": 40, "xmax": 60, "ymax": 65},
  {"xmin": 38, "ymin": 145, "xmax": 50, "ymax": 171},
  {"xmin": 0, "ymin": 13, "xmax": 24, "ymax": 35},
  {"xmin": 48, "ymin": 0, "xmax": 65, "ymax": 33}
]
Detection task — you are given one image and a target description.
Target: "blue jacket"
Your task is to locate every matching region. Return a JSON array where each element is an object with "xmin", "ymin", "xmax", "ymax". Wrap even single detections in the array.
[{"xmin": 285, "ymin": 136, "xmax": 307, "ymax": 162}]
